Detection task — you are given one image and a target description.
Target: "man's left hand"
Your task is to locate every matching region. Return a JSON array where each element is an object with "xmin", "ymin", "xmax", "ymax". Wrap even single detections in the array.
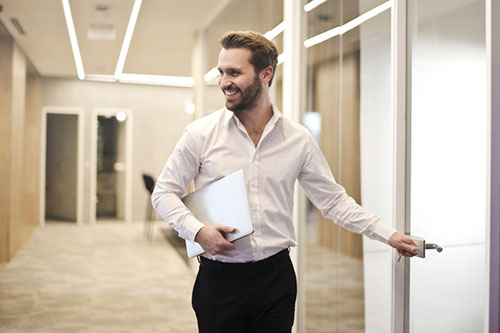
[{"xmin": 388, "ymin": 232, "xmax": 419, "ymax": 257}]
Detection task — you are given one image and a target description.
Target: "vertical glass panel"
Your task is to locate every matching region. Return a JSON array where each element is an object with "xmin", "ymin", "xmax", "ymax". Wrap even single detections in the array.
[
  {"xmin": 305, "ymin": 35, "xmax": 341, "ymax": 333},
  {"xmin": 306, "ymin": 0, "xmax": 341, "ymax": 39},
  {"xmin": 96, "ymin": 115, "xmax": 127, "ymax": 221},
  {"xmin": 305, "ymin": 1, "xmax": 392, "ymax": 331},
  {"xmin": 357, "ymin": 8, "xmax": 393, "ymax": 333},
  {"xmin": 408, "ymin": 0, "xmax": 487, "ymax": 332}
]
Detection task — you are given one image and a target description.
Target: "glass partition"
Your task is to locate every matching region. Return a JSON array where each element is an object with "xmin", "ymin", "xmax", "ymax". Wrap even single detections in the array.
[
  {"xmin": 407, "ymin": 0, "xmax": 487, "ymax": 331},
  {"xmin": 304, "ymin": 1, "xmax": 393, "ymax": 331}
]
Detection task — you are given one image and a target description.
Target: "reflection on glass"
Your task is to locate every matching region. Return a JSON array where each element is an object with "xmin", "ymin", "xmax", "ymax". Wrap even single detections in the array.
[
  {"xmin": 305, "ymin": 1, "xmax": 392, "ymax": 331},
  {"xmin": 96, "ymin": 115, "xmax": 127, "ymax": 220}
]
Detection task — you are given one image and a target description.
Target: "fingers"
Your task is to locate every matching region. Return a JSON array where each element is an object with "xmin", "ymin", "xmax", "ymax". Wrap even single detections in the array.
[
  {"xmin": 216, "ymin": 225, "xmax": 237, "ymax": 234},
  {"xmin": 207, "ymin": 238, "xmax": 235, "ymax": 255},
  {"xmin": 199, "ymin": 225, "xmax": 236, "ymax": 255}
]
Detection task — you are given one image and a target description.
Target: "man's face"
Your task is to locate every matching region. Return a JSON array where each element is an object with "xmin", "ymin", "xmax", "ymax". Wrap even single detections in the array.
[{"xmin": 217, "ymin": 48, "xmax": 262, "ymax": 112}]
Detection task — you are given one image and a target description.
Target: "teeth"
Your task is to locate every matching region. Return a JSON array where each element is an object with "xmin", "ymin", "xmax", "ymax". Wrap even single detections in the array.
[{"xmin": 225, "ymin": 90, "xmax": 238, "ymax": 96}]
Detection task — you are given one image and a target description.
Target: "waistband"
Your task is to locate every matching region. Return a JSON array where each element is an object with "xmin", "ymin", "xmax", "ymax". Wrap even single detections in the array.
[{"xmin": 199, "ymin": 248, "xmax": 289, "ymax": 272}]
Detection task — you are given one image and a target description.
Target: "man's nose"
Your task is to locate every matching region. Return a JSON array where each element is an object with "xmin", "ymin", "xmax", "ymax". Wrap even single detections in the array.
[{"xmin": 219, "ymin": 73, "xmax": 231, "ymax": 88}]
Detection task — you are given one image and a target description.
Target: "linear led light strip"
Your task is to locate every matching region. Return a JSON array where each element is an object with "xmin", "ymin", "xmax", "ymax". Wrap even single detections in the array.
[
  {"xmin": 114, "ymin": 0, "xmax": 142, "ymax": 77},
  {"xmin": 263, "ymin": 21, "xmax": 285, "ymax": 40},
  {"xmin": 304, "ymin": 0, "xmax": 327, "ymax": 12},
  {"xmin": 85, "ymin": 73, "xmax": 194, "ymax": 87},
  {"xmin": 304, "ymin": 0, "xmax": 392, "ymax": 48},
  {"xmin": 62, "ymin": 0, "xmax": 85, "ymax": 80},
  {"xmin": 109, "ymin": 0, "xmax": 194, "ymax": 87},
  {"xmin": 204, "ymin": 21, "xmax": 285, "ymax": 83},
  {"xmin": 117, "ymin": 73, "xmax": 194, "ymax": 87}
]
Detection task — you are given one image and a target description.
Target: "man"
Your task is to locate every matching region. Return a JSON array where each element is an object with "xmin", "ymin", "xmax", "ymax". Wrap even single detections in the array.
[{"xmin": 152, "ymin": 31, "xmax": 418, "ymax": 332}]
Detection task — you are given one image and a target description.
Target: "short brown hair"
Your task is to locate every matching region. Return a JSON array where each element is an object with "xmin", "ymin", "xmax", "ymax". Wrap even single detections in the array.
[{"xmin": 220, "ymin": 31, "xmax": 279, "ymax": 87}]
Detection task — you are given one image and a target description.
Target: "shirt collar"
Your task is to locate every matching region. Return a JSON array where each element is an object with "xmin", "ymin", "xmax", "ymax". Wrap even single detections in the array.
[{"xmin": 223, "ymin": 104, "xmax": 282, "ymax": 128}]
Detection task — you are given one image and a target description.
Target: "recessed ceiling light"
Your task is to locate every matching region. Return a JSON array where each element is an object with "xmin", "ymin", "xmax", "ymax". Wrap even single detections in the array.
[{"xmin": 88, "ymin": 24, "xmax": 116, "ymax": 41}]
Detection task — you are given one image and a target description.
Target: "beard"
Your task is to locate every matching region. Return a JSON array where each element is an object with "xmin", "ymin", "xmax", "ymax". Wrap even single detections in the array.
[{"xmin": 224, "ymin": 74, "xmax": 262, "ymax": 112}]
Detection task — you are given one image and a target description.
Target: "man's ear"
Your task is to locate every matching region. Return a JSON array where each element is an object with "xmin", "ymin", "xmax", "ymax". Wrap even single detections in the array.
[{"xmin": 260, "ymin": 66, "xmax": 273, "ymax": 85}]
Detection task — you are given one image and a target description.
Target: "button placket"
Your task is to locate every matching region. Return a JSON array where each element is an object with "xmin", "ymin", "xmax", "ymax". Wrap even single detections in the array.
[{"xmin": 250, "ymin": 151, "xmax": 263, "ymax": 261}]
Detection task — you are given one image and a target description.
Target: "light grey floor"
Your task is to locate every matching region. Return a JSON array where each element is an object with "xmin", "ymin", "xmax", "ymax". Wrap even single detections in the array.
[
  {"xmin": 0, "ymin": 222, "xmax": 197, "ymax": 333},
  {"xmin": 0, "ymin": 221, "xmax": 365, "ymax": 333},
  {"xmin": 304, "ymin": 244, "xmax": 365, "ymax": 333}
]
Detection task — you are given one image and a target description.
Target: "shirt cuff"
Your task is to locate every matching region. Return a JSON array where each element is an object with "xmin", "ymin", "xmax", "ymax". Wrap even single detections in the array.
[
  {"xmin": 371, "ymin": 221, "xmax": 397, "ymax": 244},
  {"xmin": 182, "ymin": 215, "xmax": 206, "ymax": 242}
]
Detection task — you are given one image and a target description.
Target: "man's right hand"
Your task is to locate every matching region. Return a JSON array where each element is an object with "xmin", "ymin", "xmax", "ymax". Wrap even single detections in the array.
[{"xmin": 194, "ymin": 225, "xmax": 236, "ymax": 255}]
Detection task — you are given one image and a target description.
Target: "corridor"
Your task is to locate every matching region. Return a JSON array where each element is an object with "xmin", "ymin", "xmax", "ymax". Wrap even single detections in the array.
[{"xmin": 0, "ymin": 223, "xmax": 197, "ymax": 333}]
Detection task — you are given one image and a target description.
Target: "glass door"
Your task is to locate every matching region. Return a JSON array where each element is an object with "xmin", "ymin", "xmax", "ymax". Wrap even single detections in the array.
[
  {"xmin": 406, "ymin": 0, "xmax": 487, "ymax": 331},
  {"xmin": 304, "ymin": 1, "xmax": 394, "ymax": 331}
]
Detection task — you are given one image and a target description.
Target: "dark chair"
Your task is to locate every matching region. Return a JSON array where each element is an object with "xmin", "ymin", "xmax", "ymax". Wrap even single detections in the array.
[{"xmin": 142, "ymin": 174, "xmax": 156, "ymax": 240}]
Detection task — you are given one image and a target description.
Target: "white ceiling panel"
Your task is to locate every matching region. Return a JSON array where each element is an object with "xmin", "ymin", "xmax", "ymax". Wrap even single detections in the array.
[
  {"xmin": 71, "ymin": 0, "xmax": 134, "ymax": 75},
  {"xmin": 124, "ymin": 0, "xmax": 227, "ymax": 76},
  {"xmin": 0, "ymin": 0, "xmax": 76, "ymax": 77}
]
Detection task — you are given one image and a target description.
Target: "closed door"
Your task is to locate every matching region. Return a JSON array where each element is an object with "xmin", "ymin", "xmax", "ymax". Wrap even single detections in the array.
[
  {"xmin": 406, "ymin": 0, "xmax": 487, "ymax": 331},
  {"xmin": 45, "ymin": 114, "xmax": 78, "ymax": 222}
]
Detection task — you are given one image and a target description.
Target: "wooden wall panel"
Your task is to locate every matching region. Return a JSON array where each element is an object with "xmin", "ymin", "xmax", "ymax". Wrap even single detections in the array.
[
  {"xmin": 9, "ymin": 43, "xmax": 27, "ymax": 258},
  {"xmin": 0, "ymin": 37, "xmax": 38, "ymax": 265},
  {"xmin": 314, "ymin": 52, "xmax": 363, "ymax": 259},
  {"xmin": 0, "ymin": 37, "xmax": 14, "ymax": 263},
  {"xmin": 23, "ymin": 74, "xmax": 42, "ymax": 238}
]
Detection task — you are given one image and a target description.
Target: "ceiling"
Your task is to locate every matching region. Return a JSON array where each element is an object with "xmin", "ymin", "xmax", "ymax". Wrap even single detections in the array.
[
  {"xmin": 0, "ymin": 0, "xmax": 229, "ymax": 78},
  {"xmin": 2, "ymin": 0, "xmax": 473, "ymax": 81}
]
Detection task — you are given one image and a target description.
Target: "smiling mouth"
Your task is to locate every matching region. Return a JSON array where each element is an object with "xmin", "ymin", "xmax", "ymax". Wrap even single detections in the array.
[{"xmin": 224, "ymin": 89, "xmax": 240, "ymax": 99}]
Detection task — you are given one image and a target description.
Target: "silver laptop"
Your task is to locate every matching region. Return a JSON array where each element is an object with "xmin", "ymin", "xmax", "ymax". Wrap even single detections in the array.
[{"xmin": 182, "ymin": 169, "xmax": 254, "ymax": 258}]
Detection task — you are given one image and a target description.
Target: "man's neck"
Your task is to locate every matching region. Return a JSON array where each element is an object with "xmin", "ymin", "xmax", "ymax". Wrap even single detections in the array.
[
  {"xmin": 234, "ymin": 99, "xmax": 273, "ymax": 134},
  {"xmin": 233, "ymin": 97, "xmax": 273, "ymax": 147}
]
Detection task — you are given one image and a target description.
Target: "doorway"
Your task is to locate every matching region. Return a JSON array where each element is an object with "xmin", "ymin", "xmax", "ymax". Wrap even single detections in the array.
[
  {"xmin": 40, "ymin": 107, "xmax": 84, "ymax": 225},
  {"xmin": 90, "ymin": 109, "xmax": 132, "ymax": 224}
]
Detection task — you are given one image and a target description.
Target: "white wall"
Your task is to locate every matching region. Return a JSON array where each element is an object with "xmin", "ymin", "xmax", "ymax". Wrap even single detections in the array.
[{"xmin": 41, "ymin": 78, "xmax": 194, "ymax": 223}]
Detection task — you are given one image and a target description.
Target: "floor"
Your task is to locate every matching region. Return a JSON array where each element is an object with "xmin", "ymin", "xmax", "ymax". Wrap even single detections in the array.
[
  {"xmin": 0, "ymin": 221, "xmax": 365, "ymax": 333},
  {"xmin": 304, "ymin": 244, "xmax": 365, "ymax": 333},
  {"xmin": 0, "ymin": 222, "xmax": 197, "ymax": 333}
]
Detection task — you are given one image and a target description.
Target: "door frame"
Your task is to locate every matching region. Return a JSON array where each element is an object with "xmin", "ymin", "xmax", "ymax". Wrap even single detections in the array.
[
  {"xmin": 487, "ymin": 0, "xmax": 500, "ymax": 331},
  {"xmin": 89, "ymin": 108, "xmax": 133, "ymax": 224},
  {"xmin": 39, "ymin": 106, "xmax": 84, "ymax": 226},
  {"xmin": 390, "ymin": 0, "xmax": 409, "ymax": 331}
]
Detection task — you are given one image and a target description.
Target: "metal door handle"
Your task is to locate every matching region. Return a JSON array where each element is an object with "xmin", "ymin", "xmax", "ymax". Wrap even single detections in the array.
[
  {"xmin": 425, "ymin": 243, "xmax": 443, "ymax": 253},
  {"xmin": 410, "ymin": 236, "xmax": 444, "ymax": 258}
]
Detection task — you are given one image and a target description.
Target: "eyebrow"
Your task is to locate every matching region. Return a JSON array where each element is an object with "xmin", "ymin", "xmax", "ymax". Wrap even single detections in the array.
[{"xmin": 217, "ymin": 66, "xmax": 243, "ymax": 72}]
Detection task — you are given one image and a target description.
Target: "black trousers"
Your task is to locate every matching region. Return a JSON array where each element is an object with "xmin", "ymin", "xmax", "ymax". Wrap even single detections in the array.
[{"xmin": 192, "ymin": 249, "xmax": 297, "ymax": 333}]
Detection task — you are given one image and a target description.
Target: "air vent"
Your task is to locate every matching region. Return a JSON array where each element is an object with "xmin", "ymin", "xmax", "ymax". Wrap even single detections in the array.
[
  {"xmin": 93, "ymin": 3, "xmax": 111, "ymax": 17},
  {"xmin": 10, "ymin": 17, "xmax": 25, "ymax": 36},
  {"xmin": 87, "ymin": 24, "xmax": 116, "ymax": 41}
]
